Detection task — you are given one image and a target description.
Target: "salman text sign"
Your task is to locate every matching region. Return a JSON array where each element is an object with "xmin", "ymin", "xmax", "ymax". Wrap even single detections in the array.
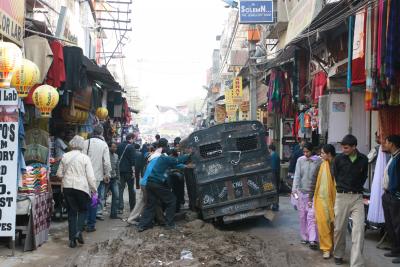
[
  {"xmin": 232, "ymin": 76, "xmax": 243, "ymax": 104},
  {"xmin": 0, "ymin": 88, "xmax": 19, "ymax": 237},
  {"xmin": 0, "ymin": 0, "xmax": 25, "ymax": 46}
]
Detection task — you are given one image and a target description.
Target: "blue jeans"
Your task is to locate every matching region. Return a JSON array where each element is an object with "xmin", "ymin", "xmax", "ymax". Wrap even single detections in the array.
[
  {"xmin": 109, "ymin": 178, "xmax": 120, "ymax": 217},
  {"xmin": 97, "ymin": 182, "xmax": 106, "ymax": 215},
  {"xmin": 87, "ymin": 201, "xmax": 97, "ymax": 230}
]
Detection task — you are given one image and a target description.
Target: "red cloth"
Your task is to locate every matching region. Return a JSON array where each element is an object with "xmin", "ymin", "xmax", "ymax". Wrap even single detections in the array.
[
  {"xmin": 311, "ymin": 71, "xmax": 327, "ymax": 104},
  {"xmin": 46, "ymin": 41, "xmax": 66, "ymax": 88},
  {"xmin": 379, "ymin": 107, "xmax": 400, "ymax": 142},
  {"xmin": 24, "ymin": 84, "xmax": 41, "ymax": 105}
]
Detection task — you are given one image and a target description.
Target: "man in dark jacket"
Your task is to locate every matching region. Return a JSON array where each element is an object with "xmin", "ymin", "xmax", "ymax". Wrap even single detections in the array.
[
  {"xmin": 117, "ymin": 133, "xmax": 136, "ymax": 213},
  {"xmin": 381, "ymin": 135, "xmax": 400, "ymax": 264},
  {"xmin": 138, "ymin": 138, "xmax": 191, "ymax": 232},
  {"xmin": 333, "ymin": 135, "xmax": 368, "ymax": 266}
]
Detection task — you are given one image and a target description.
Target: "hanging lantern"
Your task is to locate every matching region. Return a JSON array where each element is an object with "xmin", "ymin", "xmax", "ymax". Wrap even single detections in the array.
[
  {"xmin": 11, "ymin": 59, "xmax": 40, "ymax": 98},
  {"xmin": 0, "ymin": 41, "xmax": 22, "ymax": 88},
  {"xmin": 32, "ymin": 85, "xmax": 59, "ymax": 118},
  {"xmin": 96, "ymin": 107, "xmax": 108, "ymax": 120}
]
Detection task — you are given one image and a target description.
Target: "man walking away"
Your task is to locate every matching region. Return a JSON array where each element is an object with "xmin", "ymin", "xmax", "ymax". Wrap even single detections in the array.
[
  {"xmin": 138, "ymin": 138, "xmax": 191, "ymax": 232},
  {"xmin": 269, "ymin": 144, "xmax": 280, "ymax": 211},
  {"xmin": 333, "ymin": 134, "xmax": 368, "ymax": 266},
  {"xmin": 117, "ymin": 133, "xmax": 137, "ymax": 213},
  {"xmin": 84, "ymin": 125, "xmax": 111, "ymax": 231},
  {"xmin": 382, "ymin": 135, "xmax": 400, "ymax": 264},
  {"xmin": 109, "ymin": 143, "xmax": 121, "ymax": 219}
]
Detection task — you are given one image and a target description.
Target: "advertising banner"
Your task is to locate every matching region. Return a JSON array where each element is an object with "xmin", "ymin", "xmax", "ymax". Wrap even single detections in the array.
[
  {"xmin": 232, "ymin": 76, "xmax": 243, "ymax": 104},
  {"xmin": 0, "ymin": 88, "xmax": 19, "ymax": 237},
  {"xmin": 239, "ymin": 0, "xmax": 274, "ymax": 24},
  {"xmin": 0, "ymin": 0, "xmax": 25, "ymax": 46}
]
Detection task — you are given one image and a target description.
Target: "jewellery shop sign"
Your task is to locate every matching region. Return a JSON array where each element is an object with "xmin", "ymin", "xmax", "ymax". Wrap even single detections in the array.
[{"xmin": 0, "ymin": 88, "xmax": 19, "ymax": 236}]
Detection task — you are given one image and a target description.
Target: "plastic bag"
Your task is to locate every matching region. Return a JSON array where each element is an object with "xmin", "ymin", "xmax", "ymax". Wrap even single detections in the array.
[{"xmin": 91, "ymin": 192, "xmax": 99, "ymax": 207}]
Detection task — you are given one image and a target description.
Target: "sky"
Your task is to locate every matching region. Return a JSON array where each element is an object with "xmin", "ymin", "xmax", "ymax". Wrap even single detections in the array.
[{"xmin": 124, "ymin": 0, "xmax": 230, "ymax": 107}]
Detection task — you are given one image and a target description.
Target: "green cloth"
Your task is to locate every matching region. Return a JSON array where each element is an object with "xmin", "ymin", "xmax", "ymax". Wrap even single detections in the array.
[{"xmin": 349, "ymin": 153, "xmax": 357, "ymax": 163}]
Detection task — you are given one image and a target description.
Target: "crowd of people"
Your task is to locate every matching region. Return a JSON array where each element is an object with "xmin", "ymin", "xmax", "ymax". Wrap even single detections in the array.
[
  {"xmin": 56, "ymin": 125, "xmax": 192, "ymax": 248},
  {"xmin": 288, "ymin": 134, "xmax": 400, "ymax": 267}
]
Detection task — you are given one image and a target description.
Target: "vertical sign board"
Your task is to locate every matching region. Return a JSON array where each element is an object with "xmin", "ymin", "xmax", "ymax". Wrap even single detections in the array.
[
  {"xmin": 0, "ymin": 0, "xmax": 25, "ymax": 46},
  {"xmin": 0, "ymin": 88, "xmax": 19, "ymax": 237},
  {"xmin": 232, "ymin": 76, "xmax": 243, "ymax": 104},
  {"xmin": 239, "ymin": 0, "xmax": 274, "ymax": 24}
]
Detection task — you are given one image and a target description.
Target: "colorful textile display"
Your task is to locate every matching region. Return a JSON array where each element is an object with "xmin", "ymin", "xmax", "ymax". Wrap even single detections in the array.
[{"xmin": 19, "ymin": 164, "xmax": 49, "ymax": 194}]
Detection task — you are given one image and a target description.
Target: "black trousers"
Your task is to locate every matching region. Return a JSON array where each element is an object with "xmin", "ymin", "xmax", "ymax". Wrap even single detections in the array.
[
  {"xmin": 382, "ymin": 192, "xmax": 400, "ymax": 253},
  {"xmin": 170, "ymin": 173, "xmax": 185, "ymax": 212},
  {"xmin": 63, "ymin": 188, "xmax": 90, "ymax": 241},
  {"xmin": 119, "ymin": 172, "xmax": 136, "ymax": 211},
  {"xmin": 139, "ymin": 181, "xmax": 176, "ymax": 229}
]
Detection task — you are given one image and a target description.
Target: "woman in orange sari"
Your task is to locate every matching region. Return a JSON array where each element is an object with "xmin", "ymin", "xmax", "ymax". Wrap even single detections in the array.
[{"xmin": 312, "ymin": 144, "xmax": 336, "ymax": 259}]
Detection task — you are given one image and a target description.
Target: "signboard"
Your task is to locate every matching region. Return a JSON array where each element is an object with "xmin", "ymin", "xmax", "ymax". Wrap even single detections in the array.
[
  {"xmin": 0, "ymin": 88, "xmax": 19, "ymax": 237},
  {"xmin": 232, "ymin": 76, "xmax": 243, "ymax": 104},
  {"xmin": 239, "ymin": 0, "xmax": 274, "ymax": 24},
  {"xmin": 215, "ymin": 105, "xmax": 226, "ymax": 123},
  {"xmin": 0, "ymin": 0, "xmax": 25, "ymax": 46},
  {"xmin": 285, "ymin": 0, "xmax": 324, "ymax": 46}
]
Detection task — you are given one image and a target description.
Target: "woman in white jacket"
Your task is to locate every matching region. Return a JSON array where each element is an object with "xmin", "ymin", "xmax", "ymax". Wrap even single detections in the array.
[{"xmin": 57, "ymin": 135, "xmax": 97, "ymax": 248}]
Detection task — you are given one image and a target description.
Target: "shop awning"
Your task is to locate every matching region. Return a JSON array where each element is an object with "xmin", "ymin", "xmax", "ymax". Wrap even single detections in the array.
[{"xmin": 83, "ymin": 56, "xmax": 122, "ymax": 91}]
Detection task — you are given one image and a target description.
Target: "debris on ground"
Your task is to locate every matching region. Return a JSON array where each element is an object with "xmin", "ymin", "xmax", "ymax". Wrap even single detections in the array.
[{"xmin": 67, "ymin": 219, "xmax": 269, "ymax": 267}]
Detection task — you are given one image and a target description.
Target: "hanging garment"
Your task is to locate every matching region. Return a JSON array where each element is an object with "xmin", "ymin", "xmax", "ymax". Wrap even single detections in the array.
[
  {"xmin": 25, "ymin": 128, "xmax": 49, "ymax": 148},
  {"xmin": 25, "ymin": 144, "xmax": 49, "ymax": 165},
  {"xmin": 62, "ymin": 46, "xmax": 87, "ymax": 91},
  {"xmin": 46, "ymin": 41, "xmax": 66, "ymax": 88},
  {"xmin": 281, "ymin": 72, "xmax": 293, "ymax": 117},
  {"xmin": 368, "ymin": 146, "xmax": 389, "ymax": 224},
  {"xmin": 352, "ymin": 11, "xmax": 366, "ymax": 85},
  {"xmin": 314, "ymin": 160, "xmax": 336, "ymax": 253},
  {"xmin": 23, "ymin": 35, "xmax": 54, "ymax": 83},
  {"xmin": 311, "ymin": 71, "xmax": 327, "ymax": 104},
  {"xmin": 365, "ymin": 5, "xmax": 373, "ymax": 110},
  {"xmin": 385, "ymin": 0, "xmax": 400, "ymax": 85}
]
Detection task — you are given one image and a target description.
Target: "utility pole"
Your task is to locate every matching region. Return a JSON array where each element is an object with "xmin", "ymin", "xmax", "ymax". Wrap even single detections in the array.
[{"xmin": 249, "ymin": 39, "xmax": 257, "ymax": 120}]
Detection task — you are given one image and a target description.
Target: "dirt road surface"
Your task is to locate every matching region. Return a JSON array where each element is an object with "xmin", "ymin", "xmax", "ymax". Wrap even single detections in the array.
[{"xmin": 0, "ymin": 196, "xmax": 396, "ymax": 267}]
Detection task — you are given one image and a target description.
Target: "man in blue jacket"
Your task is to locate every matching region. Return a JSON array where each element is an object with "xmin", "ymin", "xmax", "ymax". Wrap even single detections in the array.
[{"xmin": 138, "ymin": 138, "xmax": 191, "ymax": 232}]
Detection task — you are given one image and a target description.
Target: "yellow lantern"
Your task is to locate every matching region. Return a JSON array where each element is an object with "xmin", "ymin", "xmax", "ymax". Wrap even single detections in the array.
[
  {"xmin": 96, "ymin": 107, "xmax": 108, "ymax": 120},
  {"xmin": 0, "ymin": 41, "xmax": 22, "ymax": 88},
  {"xmin": 32, "ymin": 85, "xmax": 59, "ymax": 118},
  {"xmin": 11, "ymin": 59, "xmax": 40, "ymax": 98}
]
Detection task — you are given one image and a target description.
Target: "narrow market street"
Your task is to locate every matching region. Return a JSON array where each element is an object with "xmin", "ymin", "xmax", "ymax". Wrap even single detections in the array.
[{"xmin": 0, "ymin": 196, "xmax": 396, "ymax": 267}]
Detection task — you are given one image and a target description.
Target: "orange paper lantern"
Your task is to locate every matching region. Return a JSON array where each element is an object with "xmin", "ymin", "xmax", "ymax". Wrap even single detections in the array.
[
  {"xmin": 0, "ymin": 41, "xmax": 22, "ymax": 88},
  {"xmin": 11, "ymin": 59, "xmax": 40, "ymax": 98},
  {"xmin": 32, "ymin": 85, "xmax": 59, "ymax": 117}
]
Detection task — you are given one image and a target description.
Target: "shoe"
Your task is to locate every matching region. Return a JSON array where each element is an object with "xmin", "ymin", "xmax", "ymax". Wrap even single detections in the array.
[
  {"xmin": 300, "ymin": 240, "xmax": 309, "ymax": 245},
  {"xmin": 334, "ymin": 257, "xmax": 343, "ymax": 265},
  {"xmin": 96, "ymin": 215, "xmax": 104, "ymax": 221},
  {"xmin": 385, "ymin": 252, "xmax": 400, "ymax": 258},
  {"xmin": 392, "ymin": 258, "xmax": 400, "ymax": 264},
  {"xmin": 69, "ymin": 240, "xmax": 77, "ymax": 248},
  {"xmin": 86, "ymin": 227, "xmax": 96, "ymax": 233},
  {"xmin": 322, "ymin": 251, "xmax": 330, "ymax": 259},
  {"xmin": 110, "ymin": 216, "xmax": 122, "ymax": 220},
  {"xmin": 164, "ymin": 224, "xmax": 177, "ymax": 231},
  {"xmin": 272, "ymin": 204, "xmax": 279, "ymax": 212},
  {"xmin": 136, "ymin": 226, "xmax": 146, "ymax": 232},
  {"xmin": 309, "ymin": 241, "xmax": 318, "ymax": 250},
  {"xmin": 75, "ymin": 232, "xmax": 84, "ymax": 244}
]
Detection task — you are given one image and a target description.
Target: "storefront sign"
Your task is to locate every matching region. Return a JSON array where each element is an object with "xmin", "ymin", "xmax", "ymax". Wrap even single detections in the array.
[
  {"xmin": 73, "ymin": 86, "xmax": 93, "ymax": 111},
  {"xmin": 285, "ymin": 0, "xmax": 324, "ymax": 46},
  {"xmin": 239, "ymin": 0, "xmax": 274, "ymax": 24},
  {"xmin": 0, "ymin": 0, "xmax": 25, "ymax": 46},
  {"xmin": 0, "ymin": 88, "xmax": 19, "ymax": 237},
  {"xmin": 232, "ymin": 76, "xmax": 243, "ymax": 104}
]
